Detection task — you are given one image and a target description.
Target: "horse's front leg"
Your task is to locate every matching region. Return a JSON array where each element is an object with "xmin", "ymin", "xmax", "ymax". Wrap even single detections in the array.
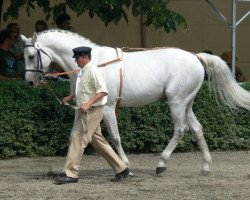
[
  {"xmin": 70, "ymin": 110, "xmax": 81, "ymax": 137},
  {"xmin": 103, "ymin": 106, "xmax": 130, "ymax": 166}
]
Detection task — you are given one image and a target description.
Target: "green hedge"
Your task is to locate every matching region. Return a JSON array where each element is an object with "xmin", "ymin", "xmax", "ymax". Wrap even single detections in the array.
[
  {"xmin": 0, "ymin": 80, "xmax": 249, "ymax": 158},
  {"xmin": 116, "ymin": 83, "xmax": 250, "ymax": 153}
]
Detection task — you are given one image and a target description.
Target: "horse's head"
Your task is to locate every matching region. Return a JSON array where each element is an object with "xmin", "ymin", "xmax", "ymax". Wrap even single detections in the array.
[{"xmin": 22, "ymin": 33, "xmax": 53, "ymax": 88}]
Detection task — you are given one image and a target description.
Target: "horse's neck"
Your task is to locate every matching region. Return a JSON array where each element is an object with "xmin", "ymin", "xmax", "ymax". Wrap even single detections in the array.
[
  {"xmin": 39, "ymin": 31, "xmax": 99, "ymax": 72},
  {"xmin": 52, "ymin": 52, "xmax": 77, "ymax": 72},
  {"xmin": 38, "ymin": 31, "xmax": 118, "ymax": 82}
]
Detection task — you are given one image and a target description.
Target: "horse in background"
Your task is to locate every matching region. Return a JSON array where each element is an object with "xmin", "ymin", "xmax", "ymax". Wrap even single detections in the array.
[{"xmin": 22, "ymin": 30, "xmax": 250, "ymax": 175}]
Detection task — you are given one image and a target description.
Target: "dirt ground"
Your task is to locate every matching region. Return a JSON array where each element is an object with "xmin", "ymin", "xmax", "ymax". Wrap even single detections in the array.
[{"xmin": 0, "ymin": 151, "xmax": 249, "ymax": 200}]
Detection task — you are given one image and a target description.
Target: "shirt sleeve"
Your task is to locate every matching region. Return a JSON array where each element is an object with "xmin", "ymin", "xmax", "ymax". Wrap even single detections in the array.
[{"xmin": 91, "ymin": 68, "xmax": 108, "ymax": 94}]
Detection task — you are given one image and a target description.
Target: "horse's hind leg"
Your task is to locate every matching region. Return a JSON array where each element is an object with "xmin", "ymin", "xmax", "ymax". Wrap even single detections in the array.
[
  {"xmin": 102, "ymin": 106, "xmax": 130, "ymax": 166},
  {"xmin": 186, "ymin": 101, "xmax": 212, "ymax": 175},
  {"xmin": 156, "ymin": 102, "xmax": 189, "ymax": 175}
]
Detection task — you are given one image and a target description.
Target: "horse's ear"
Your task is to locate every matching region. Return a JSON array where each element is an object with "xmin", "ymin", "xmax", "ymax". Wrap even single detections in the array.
[
  {"xmin": 31, "ymin": 32, "xmax": 38, "ymax": 43},
  {"xmin": 20, "ymin": 35, "xmax": 28, "ymax": 43}
]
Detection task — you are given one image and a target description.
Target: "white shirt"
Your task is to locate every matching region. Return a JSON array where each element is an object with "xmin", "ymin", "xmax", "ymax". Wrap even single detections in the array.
[
  {"xmin": 75, "ymin": 62, "xmax": 108, "ymax": 107},
  {"xmin": 75, "ymin": 69, "xmax": 83, "ymax": 96}
]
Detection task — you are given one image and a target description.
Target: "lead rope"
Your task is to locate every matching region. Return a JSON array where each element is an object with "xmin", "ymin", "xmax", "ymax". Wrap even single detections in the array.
[
  {"xmin": 41, "ymin": 48, "xmax": 123, "ymax": 112},
  {"xmin": 41, "ymin": 79, "xmax": 80, "ymax": 110}
]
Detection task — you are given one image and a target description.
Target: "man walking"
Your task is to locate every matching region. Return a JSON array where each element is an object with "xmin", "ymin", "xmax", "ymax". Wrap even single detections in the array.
[{"xmin": 55, "ymin": 46, "xmax": 133, "ymax": 184}]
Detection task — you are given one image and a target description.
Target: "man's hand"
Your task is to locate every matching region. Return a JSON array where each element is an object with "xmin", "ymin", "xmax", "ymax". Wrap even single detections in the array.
[
  {"xmin": 79, "ymin": 92, "xmax": 107, "ymax": 113},
  {"xmin": 62, "ymin": 94, "xmax": 75, "ymax": 106},
  {"xmin": 63, "ymin": 94, "xmax": 75, "ymax": 102},
  {"xmin": 80, "ymin": 103, "xmax": 90, "ymax": 113}
]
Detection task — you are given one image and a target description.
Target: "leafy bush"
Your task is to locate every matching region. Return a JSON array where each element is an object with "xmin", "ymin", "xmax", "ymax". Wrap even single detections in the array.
[
  {"xmin": 0, "ymin": 80, "xmax": 74, "ymax": 158},
  {"xmin": 0, "ymin": 80, "xmax": 249, "ymax": 158},
  {"xmin": 114, "ymin": 82, "xmax": 250, "ymax": 153}
]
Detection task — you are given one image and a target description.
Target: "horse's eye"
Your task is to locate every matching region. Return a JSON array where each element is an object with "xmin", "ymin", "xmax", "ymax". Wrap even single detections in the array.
[{"xmin": 28, "ymin": 56, "xmax": 34, "ymax": 60}]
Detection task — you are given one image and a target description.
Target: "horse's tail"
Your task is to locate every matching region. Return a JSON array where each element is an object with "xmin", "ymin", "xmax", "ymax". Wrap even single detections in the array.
[{"xmin": 196, "ymin": 53, "xmax": 250, "ymax": 111}]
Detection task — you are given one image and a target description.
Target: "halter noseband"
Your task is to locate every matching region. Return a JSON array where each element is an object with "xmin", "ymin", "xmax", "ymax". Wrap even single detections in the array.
[{"xmin": 24, "ymin": 43, "xmax": 52, "ymax": 79}]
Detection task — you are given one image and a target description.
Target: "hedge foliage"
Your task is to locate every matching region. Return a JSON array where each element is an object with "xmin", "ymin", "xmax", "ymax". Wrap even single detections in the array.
[{"xmin": 0, "ymin": 80, "xmax": 249, "ymax": 158}]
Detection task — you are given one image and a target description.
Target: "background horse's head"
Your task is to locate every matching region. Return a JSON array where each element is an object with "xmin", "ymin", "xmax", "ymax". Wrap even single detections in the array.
[{"xmin": 22, "ymin": 33, "xmax": 53, "ymax": 87}]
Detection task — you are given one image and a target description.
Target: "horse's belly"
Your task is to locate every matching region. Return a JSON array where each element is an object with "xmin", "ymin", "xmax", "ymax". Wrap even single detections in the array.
[{"xmin": 121, "ymin": 87, "xmax": 165, "ymax": 107}]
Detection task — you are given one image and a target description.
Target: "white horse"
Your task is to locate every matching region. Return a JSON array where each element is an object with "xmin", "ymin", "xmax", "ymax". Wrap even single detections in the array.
[{"xmin": 22, "ymin": 30, "xmax": 250, "ymax": 175}]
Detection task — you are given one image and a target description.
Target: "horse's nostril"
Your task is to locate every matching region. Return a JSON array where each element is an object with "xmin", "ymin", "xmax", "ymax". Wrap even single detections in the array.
[{"xmin": 28, "ymin": 81, "xmax": 34, "ymax": 87}]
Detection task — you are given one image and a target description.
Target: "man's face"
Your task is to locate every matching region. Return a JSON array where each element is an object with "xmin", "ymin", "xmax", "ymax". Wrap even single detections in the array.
[
  {"xmin": 5, "ymin": 37, "xmax": 13, "ymax": 48},
  {"xmin": 9, "ymin": 26, "xmax": 20, "ymax": 41},
  {"xmin": 59, "ymin": 20, "xmax": 71, "ymax": 30},
  {"xmin": 75, "ymin": 55, "xmax": 88, "ymax": 68},
  {"xmin": 36, "ymin": 24, "xmax": 46, "ymax": 33}
]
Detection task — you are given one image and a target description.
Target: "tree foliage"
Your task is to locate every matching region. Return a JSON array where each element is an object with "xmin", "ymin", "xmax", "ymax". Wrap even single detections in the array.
[{"xmin": 3, "ymin": 0, "xmax": 187, "ymax": 33}]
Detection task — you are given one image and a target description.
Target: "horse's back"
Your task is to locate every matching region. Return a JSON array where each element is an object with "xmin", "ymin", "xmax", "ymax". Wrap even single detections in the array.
[{"xmin": 120, "ymin": 48, "xmax": 204, "ymax": 106}]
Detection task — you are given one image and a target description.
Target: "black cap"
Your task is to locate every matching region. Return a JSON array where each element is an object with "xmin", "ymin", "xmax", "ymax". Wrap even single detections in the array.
[{"xmin": 72, "ymin": 46, "xmax": 92, "ymax": 58}]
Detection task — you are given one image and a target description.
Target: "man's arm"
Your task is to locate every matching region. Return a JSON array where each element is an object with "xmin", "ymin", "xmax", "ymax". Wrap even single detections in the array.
[
  {"xmin": 63, "ymin": 94, "xmax": 75, "ymax": 102},
  {"xmin": 80, "ymin": 92, "xmax": 107, "ymax": 113}
]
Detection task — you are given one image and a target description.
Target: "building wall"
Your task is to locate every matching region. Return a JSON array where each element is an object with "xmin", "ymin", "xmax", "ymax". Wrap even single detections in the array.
[
  {"xmin": 146, "ymin": 0, "xmax": 250, "ymax": 80},
  {"xmin": 1, "ymin": 0, "xmax": 249, "ymax": 80}
]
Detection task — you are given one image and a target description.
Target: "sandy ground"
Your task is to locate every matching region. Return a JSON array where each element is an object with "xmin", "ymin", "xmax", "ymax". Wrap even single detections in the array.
[{"xmin": 0, "ymin": 151, "xmax": 249, "ymax": 200}]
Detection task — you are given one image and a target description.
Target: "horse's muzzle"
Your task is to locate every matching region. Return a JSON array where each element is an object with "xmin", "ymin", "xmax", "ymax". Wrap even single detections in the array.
[{"xmin": 27, "ymin": 81, "xmax": 34, "ymax": 87}]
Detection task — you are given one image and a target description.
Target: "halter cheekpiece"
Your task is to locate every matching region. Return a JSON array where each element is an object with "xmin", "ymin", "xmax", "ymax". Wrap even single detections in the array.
[{"xmin": 24, "ymin": 42, "xmax": 52, "ymax": 79}]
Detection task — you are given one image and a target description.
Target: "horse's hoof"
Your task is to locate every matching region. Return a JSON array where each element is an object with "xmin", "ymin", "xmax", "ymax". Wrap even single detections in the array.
[
  {"xmin": 200, "ymin": 170, "xmax": 211, "ymax": 176},
  {"xmin": 156, "ymin": 166, "xmax": 167, "ymax": 175}
]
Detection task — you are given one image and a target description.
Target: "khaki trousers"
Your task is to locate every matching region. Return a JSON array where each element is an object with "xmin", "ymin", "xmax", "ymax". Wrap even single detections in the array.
[{"xmin": 64, "ymin": 106, "xmax": 126, "ymax": 178}]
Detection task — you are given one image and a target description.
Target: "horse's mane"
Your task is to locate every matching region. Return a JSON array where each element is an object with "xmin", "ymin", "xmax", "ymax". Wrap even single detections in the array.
[
  {"xmin": 36, "ymin": 29, "xmax": 99, "ymax": 46},
  {"xmin": 37, "ymin": 29, "xmax": 78, "ymax": 37}
]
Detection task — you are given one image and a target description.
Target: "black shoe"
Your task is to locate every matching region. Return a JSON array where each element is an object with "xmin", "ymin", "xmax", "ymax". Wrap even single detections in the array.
[
  {"xmin": 58, "ymin": 172, "xmax": 66, "ymax": 177},
  {"xmin": 111, "ymin": 167, "xmax": 134, "ymax": 182},
  {"xmin": 54, "ymin": 175, "xmax": 78, "ymax": 185}
]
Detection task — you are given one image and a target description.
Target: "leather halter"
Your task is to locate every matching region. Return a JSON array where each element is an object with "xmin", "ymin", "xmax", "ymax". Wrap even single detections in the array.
[{"xmin": 24, "ymin": 44, "xmax": 52, "ymax": 79}]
